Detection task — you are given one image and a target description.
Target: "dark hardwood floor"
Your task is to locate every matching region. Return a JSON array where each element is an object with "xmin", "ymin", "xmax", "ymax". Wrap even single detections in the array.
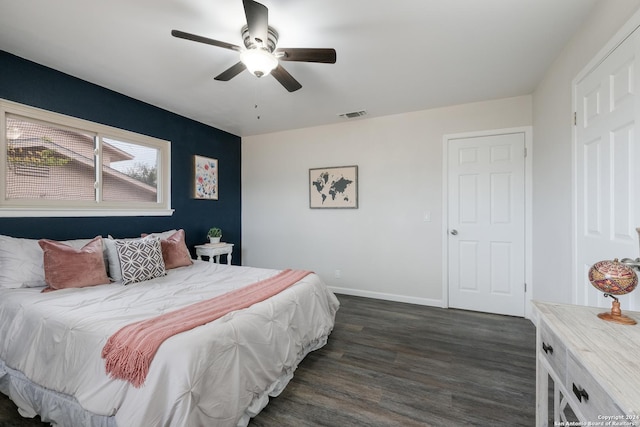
[
  {"xmin": 251, "ymin": 294, "xmax": 536, "ymax": 427},
  {"xmin": 0, "ymin": 294, "xmax": 536, "ymax": 427}
]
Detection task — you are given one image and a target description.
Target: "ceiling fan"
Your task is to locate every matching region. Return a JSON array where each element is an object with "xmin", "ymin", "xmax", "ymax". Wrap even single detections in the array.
[{"xmin": 171, "ymin": 0, "xmax": 337, "ymax": 92}]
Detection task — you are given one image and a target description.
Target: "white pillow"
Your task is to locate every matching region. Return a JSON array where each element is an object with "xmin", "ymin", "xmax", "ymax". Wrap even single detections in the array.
[
  {"xmin": 0, "ymin": 235, "xmax": 107, "ymax": 288},
  {"xmin": 143, "ymin": 229, "xmax": 177, "ymax": 240},
  {"xmin": 103, "ymin": 236, "xmax": 122, "ymax": 282},
  {"xmin": 0, "ymin": 235, "xmax": 46, "ymax": 288}
]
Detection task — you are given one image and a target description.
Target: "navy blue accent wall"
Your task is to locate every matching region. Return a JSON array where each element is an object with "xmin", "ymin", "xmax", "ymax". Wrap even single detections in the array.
[{"xmin": 0, "ymin": 51, "xmax": 241, "ymax": 262}]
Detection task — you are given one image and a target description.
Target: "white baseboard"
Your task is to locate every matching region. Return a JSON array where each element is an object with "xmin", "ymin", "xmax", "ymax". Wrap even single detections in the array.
[{"xmin": 329, "ymin": 286, "xmax": 445, "ymax": 308}]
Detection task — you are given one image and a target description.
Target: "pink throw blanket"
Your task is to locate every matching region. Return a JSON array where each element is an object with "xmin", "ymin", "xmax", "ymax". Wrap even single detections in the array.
[{"xmin": 102, "ymin": 269, "xmax": 312, "ymax": 387}]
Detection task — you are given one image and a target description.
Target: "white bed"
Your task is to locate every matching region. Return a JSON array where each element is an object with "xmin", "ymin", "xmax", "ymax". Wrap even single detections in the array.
[{"xmin": 0, "ymin": 235, "xmax": 339, "ymax": 427}]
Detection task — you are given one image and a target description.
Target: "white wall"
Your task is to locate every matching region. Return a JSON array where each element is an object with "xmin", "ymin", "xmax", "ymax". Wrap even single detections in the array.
[
  {"xmin": 242, "ymin": 96, "xmax": 531, "ymax": 306},
  {"xmin": 532, "ymin": 0, "xmax": 640, "ymax": 304}
]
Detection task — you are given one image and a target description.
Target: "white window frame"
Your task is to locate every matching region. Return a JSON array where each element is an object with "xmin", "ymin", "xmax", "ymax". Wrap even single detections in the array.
[{"xmin": 0, "ymin": 99, "xmax": 173, "ymax": 217}]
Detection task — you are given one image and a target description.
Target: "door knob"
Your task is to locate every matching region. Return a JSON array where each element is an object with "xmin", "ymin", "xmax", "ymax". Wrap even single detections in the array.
[{"xmin": 450, "ymin": 229, "xmax": 458, "ymax": 235}]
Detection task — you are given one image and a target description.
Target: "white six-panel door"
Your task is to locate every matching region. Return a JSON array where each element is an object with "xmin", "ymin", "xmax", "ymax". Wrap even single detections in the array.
[
  {"xmin": 447, "ymin": 132, "xmax": 526, "ymax": 316},
  {"xmin": 574, "ymin": 27, "xmax": 640, "ymax": 311}
]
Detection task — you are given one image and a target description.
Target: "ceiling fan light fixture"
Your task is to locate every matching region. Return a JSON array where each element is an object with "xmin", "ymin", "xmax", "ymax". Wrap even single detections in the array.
[
  {"xmin": 171, "ymin": 0, "xmax": 335, "ymax": 91},
  {"xmin": 240, "ymin": 48, "xmax": 278, "ymax": 77}
]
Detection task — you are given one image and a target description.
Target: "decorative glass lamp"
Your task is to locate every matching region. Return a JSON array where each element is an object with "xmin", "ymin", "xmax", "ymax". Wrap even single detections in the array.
[{"xmin": 588, "ymin": 259, "xmax": 638, "ymax": 325}]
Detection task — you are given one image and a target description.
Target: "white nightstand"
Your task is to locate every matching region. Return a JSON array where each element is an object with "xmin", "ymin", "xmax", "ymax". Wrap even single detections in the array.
[{"xmin": 195, "ymin": 243, "xmax": 234, "ymax": 265}]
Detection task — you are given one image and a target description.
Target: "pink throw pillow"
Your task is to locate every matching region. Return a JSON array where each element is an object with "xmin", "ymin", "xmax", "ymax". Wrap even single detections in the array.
[
  {"xmin": 38, "ymin": 236, "xmax": 110, "ymax": 292},
  {"xmin": 142, "ymin": 229, "xmax": 193, "ymax": 270}
]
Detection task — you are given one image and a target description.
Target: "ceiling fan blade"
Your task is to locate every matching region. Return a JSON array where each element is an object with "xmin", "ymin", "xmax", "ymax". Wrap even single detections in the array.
[
  {"xmin": 214, "ymin": 62, "xmax": 247, "ymax": 81},
  {"xmin": 242, "ymin": 0, "xmax": 269, "ymax": 48},
  {"xmin": 271, "ymin": 65, "xmax": 302, "ymax": 92},
  {"xmin": 171, "ymin": 29, "xmax": 241, "ymax": 52},
  {"xmin": 275, "ymin": 48, "xmax": 337, "ymax": 64}
]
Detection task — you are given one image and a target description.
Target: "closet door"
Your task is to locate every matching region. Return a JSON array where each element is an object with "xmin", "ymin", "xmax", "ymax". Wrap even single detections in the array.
[
  {"xmin": 574, "ymin": 27, "xmax": 640, "ymax": 310},
  {"xmin": 447, "ymin": 131, "xmax": 526, "ymax": 316}
]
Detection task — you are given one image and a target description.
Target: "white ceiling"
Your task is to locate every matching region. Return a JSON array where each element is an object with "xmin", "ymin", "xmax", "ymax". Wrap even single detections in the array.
[{"xmin": 0, "ymin": 0, "xmax": 597, "ymax": 137}]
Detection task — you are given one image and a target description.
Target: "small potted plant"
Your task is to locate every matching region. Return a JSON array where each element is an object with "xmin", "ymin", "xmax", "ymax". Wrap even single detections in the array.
[{"xmin": 207, "ymin": 227, "xmax": 222, "ymax": 244}]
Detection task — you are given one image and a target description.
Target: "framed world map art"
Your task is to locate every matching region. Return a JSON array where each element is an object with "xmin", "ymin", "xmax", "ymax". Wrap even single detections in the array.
[
  {"xmin": 193, "ymin": 155, "xmax": 218, "ymax": 200},
  {"xmin": 309, "ymin": 165, "xmax": 358, "ymax": 209}
]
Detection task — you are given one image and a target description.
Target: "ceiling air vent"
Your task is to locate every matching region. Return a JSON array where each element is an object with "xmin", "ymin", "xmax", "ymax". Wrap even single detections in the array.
[{"xmin": 338, "ymin": 110, "xmax": 367, "ymax": 119}]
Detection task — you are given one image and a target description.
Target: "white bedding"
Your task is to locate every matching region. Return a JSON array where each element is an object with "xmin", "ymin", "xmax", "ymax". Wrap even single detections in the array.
[{"xmin": 0, "ymin": 261, "xmax": 339, "ymax": 426}]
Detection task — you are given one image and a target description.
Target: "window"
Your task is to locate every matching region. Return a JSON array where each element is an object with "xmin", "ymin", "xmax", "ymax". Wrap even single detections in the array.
[{"xmin": 1, "ymin": 99, "xmax": 172, "ymax": 217}]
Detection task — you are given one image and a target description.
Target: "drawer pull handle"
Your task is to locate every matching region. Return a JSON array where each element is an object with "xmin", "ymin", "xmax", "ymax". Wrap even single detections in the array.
[
  {"xmin": 542, "ymin": 342, "xmax": 553, "ymax": 354},
  {"xmin": 572, "ymin": 383, "xmax": 589, "ymax": 402}
]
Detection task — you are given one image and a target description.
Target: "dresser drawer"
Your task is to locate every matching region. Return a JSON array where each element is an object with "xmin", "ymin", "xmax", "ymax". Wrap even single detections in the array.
[
  {"xmin": 566, "ymin": 352, "xmax": 626, "ymax": 422},
  {"xmin": 539, "ymin": 321, "xmax": 566, "ymax": 382}
]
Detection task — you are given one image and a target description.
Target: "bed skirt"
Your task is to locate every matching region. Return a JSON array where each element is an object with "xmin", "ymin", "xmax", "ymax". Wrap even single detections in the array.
[
  {"xmin": 0, "ymin": 334, "xmax": 329, "ymax": 427},
  {"xmin": 0, "ymin": 359, "xmax": 116, "ymax": 427}
]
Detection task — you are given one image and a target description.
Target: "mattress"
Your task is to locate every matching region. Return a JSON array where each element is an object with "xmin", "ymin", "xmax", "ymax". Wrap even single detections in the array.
[{"xmin": 0, "ymin": 261, "xmax": 339, "ymax": 426}]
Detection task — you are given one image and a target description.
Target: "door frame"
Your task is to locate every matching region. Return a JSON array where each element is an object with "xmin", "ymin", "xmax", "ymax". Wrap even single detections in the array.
[{"xmin": 441, "ymin": 126, "xmax": 533, "ymax": 318}]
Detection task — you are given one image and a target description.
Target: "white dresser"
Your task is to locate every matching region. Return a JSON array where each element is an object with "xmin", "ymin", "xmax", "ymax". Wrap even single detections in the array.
[{"xmin": 534, "ymin": 301, "xmax": 640, "ymax": 426}]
